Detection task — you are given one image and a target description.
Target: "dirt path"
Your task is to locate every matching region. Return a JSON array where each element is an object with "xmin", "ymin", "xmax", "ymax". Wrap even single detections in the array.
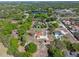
[
  {"xmin": 33, "ymin": 41, "xmax": 48, "ymax": 57},
  {"xmin": 0, "ymin": 43, "xmax": 13, "ymax": 57}
]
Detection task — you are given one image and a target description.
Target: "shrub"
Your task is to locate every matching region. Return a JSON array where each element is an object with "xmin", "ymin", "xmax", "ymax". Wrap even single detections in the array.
[
  {"xmin": 16, "ymin": 52, "xmax": 32, "ymax": 57},
  {"xmin": 72, "ymin": 43, "xmax": 79, "ymax": 51},
  {"xmin": 48, "ymin": 47, "xmax": 64, "ymax": 57},
  {"xmin": 25, "ymin": 42, "xmax": 37, "ymax": 53},
  {"xmin": 7, "ymin": 38, "xmax": 18, "ymax": 55}
]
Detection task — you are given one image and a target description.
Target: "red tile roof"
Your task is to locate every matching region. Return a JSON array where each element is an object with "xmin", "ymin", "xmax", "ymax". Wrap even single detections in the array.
[{"xmin": 35, "ymin": 32, "xmax": 42, "ymax": 37}]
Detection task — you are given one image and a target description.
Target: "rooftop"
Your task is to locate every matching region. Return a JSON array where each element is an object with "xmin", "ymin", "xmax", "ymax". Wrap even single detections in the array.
[{"xmin": 34, "ymin": 31, "xmax": 49, "ymax": 40}]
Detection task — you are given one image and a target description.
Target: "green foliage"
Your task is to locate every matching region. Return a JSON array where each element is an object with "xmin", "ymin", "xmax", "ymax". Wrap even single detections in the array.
[
  {"xmin": 25, "ymin": 42, "xmax": 37, "ymax": 53},
  {"xmin": 63, "ymin": 40, "xmax": 79, "ymax": 52},
  {"xmin": 16, "ymin": 52, "xmax": 32, "ymax": 57},
  {"xmin": 72, "ymin": 43, "xmax": 79, "ymax": 51},
  {"xmin": 0, "ymin": 34, "xmax": 11, "ymax": 47},
  {"xmin": 0, "ymin": 20, "xmax": 16, "ymax": 47},
  {"xmin": 0, "ymin": 20, "xmax": 4, "ymax": 28},
  {"xmin": 47, "ymin": 17, "xmax": 56, "ymax": 21},
  {"xmin": 48, "ymin": 40, "xmax": 66, "ymax": 57},
  {"xmin": 47, "ymin": 8, "xmax": 53, "ymax": 16},
  {"xmin": 8, "ymin": 7, "xmax": 25, "ymax": 20},
  {"xmin": 18, "ymin": 17, "xmax": 32, "ymax": 37},
  {"xmin": 54, "ymin": 40, "xmax": 66, "ymax": 50},
  {"xmin": 48, "ymin": 21, "xmax": 59, "ymax": 31},
  {"xmin": 12, "ymin": 42, "xmax": 37, "ymax": 57},
  {"xmin": 48, "ymin": 47, "xmax": 64, "ymax": 57},
  {"xmin": 8, "ymin": 38, "xmax": 18, "ymax": 55},
  {"xmin": 60, "ymin": 14, "xmax": 65, "ymax": 17},
  {"xmin": 34, "ymin": 13, "xmax": 48, "ymax": 19},
  {"xmin": 2, "ymin": 23, "xmax": 16, "ymax": 35},
  {"xmin": 7, "ymin": 38, "xmax": 33, "ymax": 57},
  {"xmin": 63, "ymin": 40, "xmax": 73, "ymax": 51},
  {"xmin": 18, "ymin": 22, "xmax": 32, "ymax": 36},
  {"xmin": 19, "ymin": 35, "xmax": 26, "ymax": 46},
  {"xmin": 52, "ymin": 22, "xmax": 59, "ymax": 28}
]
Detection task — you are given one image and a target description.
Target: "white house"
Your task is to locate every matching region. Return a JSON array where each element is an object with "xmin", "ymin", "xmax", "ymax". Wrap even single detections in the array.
[{"xmin": 53, "ymin": 31, "xmax": 63, "ymax": 40}]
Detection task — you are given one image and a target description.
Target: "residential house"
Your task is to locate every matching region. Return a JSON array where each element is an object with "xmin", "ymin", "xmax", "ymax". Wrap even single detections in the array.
[
  {"xmin": 59, "ymin": 28, "xmax": 68, "ymax": 35},
  {"xmin": 63, "ymin": 20, "xmax": 71, "ymax": 25},
  {"xmin": 53, "ymin": 31, "xmax": 63, "ymax": 40},
  {"xmin": 34, "ymin": 30, "xmax": 50, "ymax": 44},
  {"xmin": 64, "ymin": 51, "xmax": 78, "ymax": 57},
  {"xmin": 53, "ymin": 28, "xmax": 68, "ymax": 40}
]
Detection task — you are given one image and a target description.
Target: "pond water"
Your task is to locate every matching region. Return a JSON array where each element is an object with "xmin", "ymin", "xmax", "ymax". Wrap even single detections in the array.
[{"xmin": 32, "ymin": 11, "xmax": 48, "ymax": 14}]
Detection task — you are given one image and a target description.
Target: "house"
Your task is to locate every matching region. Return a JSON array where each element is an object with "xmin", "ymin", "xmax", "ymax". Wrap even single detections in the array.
[
  {"xmin": 34, "ymin": 30, "xmax": 50, "ymax": 44},
  {"xmin": 53, "ymin": 28, "xmax": 68, "ymax": 40},
  {"xmin": 64, "ymin": 51, "xmax": 79, "ymax": 57},
  {"xmin": 55, "ymin": 9, "xmax": 76, "ymax": 16},
  {"xmin": 53, "ymin": 31, "xmax": 63, "ymax": 40},
  {"xmin": 63, "ymin": 20, "xmax": 71, "ymax": 25},
  {"xmin": 69, "ymin": 25, "xmax": 79, "ymax": 33},
  {"xmin": 73, "ymin": 25, "xmax": 79, "ymax": 32},
  {"xmin": 59, "ymin": 28, "xmax": 68, "ymax": 35},
  {"xmin": 34, "ymin": 31, "xmax": 49, "ymax": 40}
]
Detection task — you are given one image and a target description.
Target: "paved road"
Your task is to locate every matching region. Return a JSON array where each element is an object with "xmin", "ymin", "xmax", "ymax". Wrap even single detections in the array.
[
  {"xmin": 59, "ymin": 16, "xmax": 79, "ymax": 19},
  {"xmin": 57, "ymin": 17, "xmax": 78, "ymax": 43}
]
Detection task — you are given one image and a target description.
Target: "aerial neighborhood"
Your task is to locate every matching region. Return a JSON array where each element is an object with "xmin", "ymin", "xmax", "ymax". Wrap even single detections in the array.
[{"xmin": 0, "ymin": 1, "xmax": 79, "ymax": 57}]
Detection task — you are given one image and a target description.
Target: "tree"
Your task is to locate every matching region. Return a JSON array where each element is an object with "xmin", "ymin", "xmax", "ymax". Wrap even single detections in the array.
[
  {"xmin": 48, "ymin": 47, "xmax": 64, "ymax": 57},
  {"xmin": 2, "ymin": 22, "xmax": 16, "ymax": 35},
  {"xmin": 7, "ymin": 38, "xmax": 19, "ymax": 55},
  {"xmin": 7, "ymin": 38, "xmax": 34, "ymax": 57},
  {"xmin": 25, "ymin": 42, "xmax": 37, "ymax": 53},
  {"xmin": 47, "ymin": 8, "xmax": 53, "ymax": 16},
  {"xmin": 52, "ymin": 22, "xmax": 59, "ymax": 28},
  {"xmin": 8, "ymin": 8, "xmax": 25, "ymax": 20},
  {"xmin": 63, "ymin": 40, "xmax": 75, "ymax": 51},
  {"xmin": 34, "ymin": 13, "xmax": 48, "ymax": 19},
  {"xmin": 0, "ymin": 33, "xmax": 11, "ymax": 47},
  {"xmin": 72, "ymin": 43, "xmax": 79, "ymax": 52},
  {"xmin": 48, "ymin": 21, "xmax": 59, "ymax": 32},
  {"xmin": 16, "ymin": 51, "xmax": 32, "ymax": 57},
  {"xmin": 18, "ymin": 17, "xmax": 32, "ymax": 37},
  {"xmin": 47, "ymin": 40, "xmax": 65, "ymax": 57},
  {"xmin": 54, "ymin": 40, "xmax": 66, "ymax": 50},
  {"xmin": 46, "ymin": 17, "xmax": 57, "ymax": 22}
]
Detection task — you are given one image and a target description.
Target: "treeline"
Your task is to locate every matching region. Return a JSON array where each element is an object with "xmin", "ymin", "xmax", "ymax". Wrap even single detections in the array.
[{"xmin": 18, "ymin": 1, "xmax": 79, "ymax": 9}]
